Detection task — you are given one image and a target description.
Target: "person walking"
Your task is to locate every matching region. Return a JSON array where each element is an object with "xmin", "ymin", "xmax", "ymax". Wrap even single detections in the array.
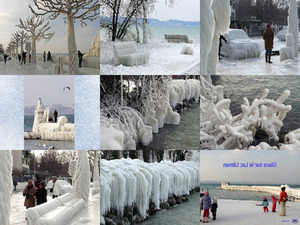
[
  {"xmin": 4, "ymin": 54, "xmax": 8, "ymax": 64},
  {"xmin": 43, "ymin": 51, "xmax": 46, "ymax": 62},
  {"xmin": 13, "ymin": 178, "xmax": 18, "ymax": 191},
  {"xmin": 263, "ymin": 24, "xmax": 274, "ymax": 64},
  {"xmin": 78, "ymin": 50, "xmax": 84, "ymax": 68},
  {"xmin": 23, "ymin": 180, "xmax": 36, "ymax": 209},
  {"xmin": 18, "ymin": 54, "xmax": 21, "ymax": 64},
  {"xmin": 53, "ymin": 110, "xmax": 58, "ymax": 123},
  {"xmin": 35, "ymin": 182, "xmax": 47, "ymax": 205},
  {"xmin": 279, "ymin": 186, "xmax": 288, "ymax": 216},
  {"xmin": 21, "ymin": 51, "xmax": 27, "ymax": 65},
  {"xmin": 46, "ymin": 177, "xmax": 59, "ymax": 199}
]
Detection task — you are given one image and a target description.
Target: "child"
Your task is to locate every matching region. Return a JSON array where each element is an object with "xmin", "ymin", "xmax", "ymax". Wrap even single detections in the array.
[
  {"xmin": 200, "ymin": 192, "xmax": 212, "ymax": 223},
  {"xmin": 211, "ymin": 198, "xmax": 218, "ymax": 220},
  {"xmin": 271, "ymin": 195, "xmax": 278, "ymax": 212},
  {"xmin": 262, "ymin": 197, "xmax": 269, "ymax": 212}
]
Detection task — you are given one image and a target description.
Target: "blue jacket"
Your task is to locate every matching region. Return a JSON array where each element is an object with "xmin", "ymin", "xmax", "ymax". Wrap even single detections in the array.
[
  {"xmin": 262, "ymin": 199, "xmax": 269, "ymax": 207},
  {"xmin": 201, "ymin": 196, "xmax": 212, "ymax": 210}
]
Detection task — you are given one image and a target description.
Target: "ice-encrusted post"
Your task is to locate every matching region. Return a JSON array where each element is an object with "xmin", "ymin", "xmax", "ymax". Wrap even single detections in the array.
[
  {"xmin": 0, "ymin": 151, "xmax": 13, "ymax": 225},
  {"xmin": 32, "ymin": 98, "xmax": 44, "ymax": 133},
  {"xmin": 207, "ymin": 0, "xmax": 231, "ymax": 75},
  {"xmin": 200, "ymin": 0, "xmax": 215, "ymax": 75},
  {"xmin": 73, "ymin": 150, "xmax": 90, "ymax": 201},
  {"xmin": 288, "ymin": 0, "xmax": 299, "ymax": 57},
  {"xmin": 93, "ymin": 151, "xmax": 100, "ymax": 189}
]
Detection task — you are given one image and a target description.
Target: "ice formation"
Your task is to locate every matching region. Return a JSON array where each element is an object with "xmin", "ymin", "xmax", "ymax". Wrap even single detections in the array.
[
  {"xmin": 101, "ymin": 78, "xmax": 200, "ymax": 150},
  {"xmin": 82, "ymin": 32, "xmax": 100, "ymax": 69},
  {"xmin": 73, "ymin": 151, "xmax": 90, "ymax": 201},
  {"xmin": 0, "ymin": 151, "xmax": 13, "ymax": 225},
  {"xmin": 24, "ymin": 98, "xmax": 74, "ymax": 141},
  {"xmin": 200, "ymin": 76, "xmax": 292, "ymax": 150},
  {"xmin": 92, "ymin": 151, "xmax": 100, "ymax": 195},
  {"xmin": 287, "ymin": 0, "xmax": 299, "ymax": 57},
  {"xmin": 26, "ymin": 193, "xmax": 86, "ymax": 225},
  {"xmin": 207, "ymin": 0, "xmax": 231, "ymax": 75},
  {"xmin": 200, "ymin": 0, "xmax": 215, "ymax": 75},
  {"xmin": 280, "ymin": 33, "xmax": 295, "ymax": 61},
  {"xmin": 220, "ymin": 182, "xmax": 300, "ymax": 201},
  {"xmin": 100, "ymin": 158, "xmax": 200, "ymax": 223}
]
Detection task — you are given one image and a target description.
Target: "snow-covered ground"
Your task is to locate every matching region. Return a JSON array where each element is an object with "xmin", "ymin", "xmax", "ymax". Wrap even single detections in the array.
[
  {"xmin": 10, "ymin": 191, "xmax": 99, "ymax": 225},
  {"xmin": 0, "ymin": 59, "xmax": 99, "ymax": 75},
  {"xmin": 204, "ymin": 199, "xmax": 300, "ymax": 224},
  {"xmin": 100, "ymin": 41, "xmax": 200, "ymax": 75},
  {"xmin": 218, "ymin": 37, "xmax": 300, "ymax": 75}
]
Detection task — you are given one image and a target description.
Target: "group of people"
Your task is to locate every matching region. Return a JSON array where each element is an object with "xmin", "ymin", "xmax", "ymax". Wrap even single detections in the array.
[
  {"xmin": 260, "ymin": 186, "xmax": 288, "ymax": 216},
  {"xmin": 200, "ymin": 187, "xmax": 288, "ymax": 223},
  {"xmin": 17, "ymin": 51, "xmax": 29, "ymax": 65},
  {"xmin": 22, "ymin": 177, "xmax": 59, "ymax": 212},
  {"xmin": 48, "ymin": 110, "xmax": 58, "ymax": 123}
]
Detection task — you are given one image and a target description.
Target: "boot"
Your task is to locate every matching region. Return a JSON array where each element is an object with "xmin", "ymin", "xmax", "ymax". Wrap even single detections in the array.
[
  {"xmin": 205, "ymin": 217, "xmax": 209, "ymax": 223},
  {"xmin": 268, "ymin": 54, "xmax": 273, "ymax": 63},
  {"xmin": 265, "ymin": 53, "xmax": 268, "ymax": 63}
]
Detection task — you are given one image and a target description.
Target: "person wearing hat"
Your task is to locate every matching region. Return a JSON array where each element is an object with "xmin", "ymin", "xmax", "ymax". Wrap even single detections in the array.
[
  {"xmin": 35, "ymin": 181, "xmax": 48, "ymax": 205},
  {"xmin": 200, "ymin": 191, "xmax": 212, "ymax": 223},
  {"xmin": 271, "ymin": 195, "xmax": 278, "ymax": 212},
  {"xmin": 262, "ymin": 196, "xmax": 269, "ymax": 212},
  {"xmin": 263, "ymin": 24, "xmax": 274, "ymax": 63},
  {"xmin": 23, "ymin": 180, "xmax": 36, "ymax": 209},
  {"xmin": 211, "ymin": 198, "xmax": 218, "ymax": 220},
  {"xmin": 279, "ymin": 186, "xmax": 288, "ymax": 216}
]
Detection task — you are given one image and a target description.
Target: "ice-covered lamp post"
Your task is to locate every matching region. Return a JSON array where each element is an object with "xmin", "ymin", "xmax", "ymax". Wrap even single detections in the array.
[
  {"xmin": 73, "ymin": 150, "xmax": 90, "ymax": 201},
  {"xmin": 0, "ymin": 151, "xmax": 13, "ymax": 225}
]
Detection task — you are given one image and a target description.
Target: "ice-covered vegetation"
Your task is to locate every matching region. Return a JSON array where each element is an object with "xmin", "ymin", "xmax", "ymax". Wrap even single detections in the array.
[
  {"xmin": 200, "ymin": 76, "xmax": 298, "ymax": 150},
  {"xmin": 101, "ymin": 76, "xmax": 200, "ymax": 150},
  {"xmin": 100, "ymin": 157, "xmax": 200, "ymax": 224}
]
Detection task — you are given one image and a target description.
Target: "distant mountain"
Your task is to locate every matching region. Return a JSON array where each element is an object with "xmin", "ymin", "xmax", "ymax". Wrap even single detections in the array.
[
  {"xmin": 100, "ymin": 16, "xmax": 200, "ymax": 27},
  {"xmin": 24, "ymin": 104, "xmax": 74, "ymax": 115}
]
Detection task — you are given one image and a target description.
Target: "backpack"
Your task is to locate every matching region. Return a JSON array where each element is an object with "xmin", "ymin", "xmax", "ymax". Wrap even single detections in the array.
[{"xmin": 282, "ymin": 196, "xmax": 288, "ymax": 202}]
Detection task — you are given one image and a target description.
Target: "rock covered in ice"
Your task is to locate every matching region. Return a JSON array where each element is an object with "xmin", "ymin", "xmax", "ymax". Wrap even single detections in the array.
[
  {"xmin": 200, "ymin": 76, "xmax": 292, "ymax": 150},
  {"xmin": 247, "ymin": 142, "xmax": 278, "ymax": 150},
  {"xmin": 0, "ymin": 151, "xmax": 13, "ymax": 225},
  {"xmin": 181, "ymin": 46, "xmax": 194, "ymax": 55},
  {"xmin": 100, "ymin": 158, "xmax": 200, "ymax": 219},
  {"xmin": 279, "ymin": 128, "xmax": 300, "ymax": 150}
]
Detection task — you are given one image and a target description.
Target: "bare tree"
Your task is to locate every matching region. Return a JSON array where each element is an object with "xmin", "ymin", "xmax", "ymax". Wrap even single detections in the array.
[
  {"xmin": 11, "ymin": 33, "xmax": 20, "ymax": 56},
  {"xmin": 15, "ymin": 30, "xmax": 30, "ymax": 53},
  {"xmin": 16, "ymin": 16, "xmax": 54, "ymax": 63},
  {"xmin": 29, "ymin": 0, "xmax": 100, "ymax": 75}
]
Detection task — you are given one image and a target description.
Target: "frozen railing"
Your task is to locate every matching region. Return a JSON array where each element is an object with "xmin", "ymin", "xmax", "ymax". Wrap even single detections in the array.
[
  {"xmin": 164, "ymin": 34, "xmax": 194, "ymax": 44},
  {"xmin": 26, "ymin": 193, "xmax": 85, "ymax": 225},
  {"xmin": 113, "ymin": 42, "xmax": 150, "ymax": 66}
]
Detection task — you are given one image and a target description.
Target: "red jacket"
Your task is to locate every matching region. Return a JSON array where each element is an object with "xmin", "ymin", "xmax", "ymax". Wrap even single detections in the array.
[{"xmin": 279, "ymin": 191, "xmax": 287, "ymax": 202}]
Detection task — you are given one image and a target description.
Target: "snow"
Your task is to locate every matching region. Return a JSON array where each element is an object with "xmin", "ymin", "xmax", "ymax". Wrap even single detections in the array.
[
  {"xmin": 280, "ymin": 33, "xmax": 295, "ymax": 61},
  {"xmin": 75, "ymin": 76, "xmax": 100, "ymax": 150},
  {"xmin": 0, "ymin": 76, "xmax": 24, "ymax": 150},
  {"xmin": 204, "ymin": 199, "xmax": 300, "ymax": 224},
  {"xmin": 100, "ymin": 41, "xmax": 200, "ymax": 75},
  {"xmin": 100, "ymin": 158, "xmax": 200, "ymax": 222},
  {"xmin": 0, "ymin": 151, "xmax": 13, "ymax": 225}
]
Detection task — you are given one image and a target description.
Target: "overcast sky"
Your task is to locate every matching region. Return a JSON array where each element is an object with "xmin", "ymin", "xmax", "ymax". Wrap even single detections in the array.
[
  {"xmin": 201, "ymin": 151, "xmax": 300, "ymax": 185},
  {"xmin": 24, "ymin": 75, "xmax": 74, "ymax": 107},
  {"xmin": 0, "ymin": 0, "xmax": 99, "ymax": 53},
  {"xmin": 149, "ymin": 0, "xmax": 200, "ymax": 22}
]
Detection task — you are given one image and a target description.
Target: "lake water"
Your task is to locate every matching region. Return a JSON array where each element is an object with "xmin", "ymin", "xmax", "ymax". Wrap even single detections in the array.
[
  {"xmin": 212, "ymin": 75, "xmax": 300, "ymax": 145},
  {"xmin": 200, "ymin": 183, "xmax": 300, "ymax": 201},
  {"xmin": 138, "ymin": 104, "xmax": 200, "ymax": 150},
  {"xmin": 141, "ymin": 192, "xmax": 199, "ymax": 225},
  {"xmin": 24, "ymin": 114, "xmax": 74, "ymax": 150}
]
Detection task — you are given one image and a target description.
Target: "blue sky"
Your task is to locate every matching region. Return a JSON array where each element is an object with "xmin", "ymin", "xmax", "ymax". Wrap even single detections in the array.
[{"xmin": 201, "ymin": 150, "xmax": 300, "ymax": 185}]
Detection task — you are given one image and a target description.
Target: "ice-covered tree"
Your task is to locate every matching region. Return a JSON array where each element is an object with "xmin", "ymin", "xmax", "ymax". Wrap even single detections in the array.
[
  {"xmin": 142, "ymin": 0, "xmax": 149, "ymax": 44},
  {"xmin": 287, "ymin": 0, "xmax": 299, "ymax": 57},
  {"xmin": 29, "ymin": 0, "xmax": 100, "ymax": 75},
  {"xmin": 73, "ymin": 150, "xmax": 90, "ymax": 201},
  {"xmin": 15, "ymin": 30, "xmax": 30, "ymax": 53},
  {"xmin": 11, "ymin": 33, "xmax": 20, "ymax": 56},
  {"xmin": 0, "ymin": 151, "xmax": 13, "ymax": 225},
  {"xmin": 17, "ymin": 16, "xmax": 54, "ymax": 63},
  {"xmin": 93, "ymin": 151, "xmax": 100, "ymax": 189}
]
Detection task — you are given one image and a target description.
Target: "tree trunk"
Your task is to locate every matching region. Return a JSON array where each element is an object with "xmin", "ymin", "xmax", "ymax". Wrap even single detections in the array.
[
  {"xmin": 67, "ymin": 15, "xmax": 79, "ymax": 75},
  {"xmin": 142, "ymin": 0, "xmax": 149, "ymax": 44},
  {"xmin": 136, "ymin": 15, "xmax": 140, "ymax": 43},
  {"xmin": 31, "ymin": 37, "xmax": 37, "ymax": 63}
]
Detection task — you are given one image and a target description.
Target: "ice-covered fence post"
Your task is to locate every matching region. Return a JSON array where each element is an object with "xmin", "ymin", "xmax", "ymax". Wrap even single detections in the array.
[
  {"xmin": 200, "ymin": 0, "xmax": 215, "ymax": 75},
  {"xmin": 0, "ymin": 151, "xmax": 13, "ymax": 225},
  {"xmin": 73, "ymin": 150, "xmax": 90, "ymax": 201},
  {"xmin": 207, "ymin": 0, "xmax": 230, "ymax": 75},
  {"xmin": 93, "ymin": 151, "xmax": 100, "ymax": 189},
  {"xmin": 287, "ymin": 0, "xmax": 299, "ymax": 57}
]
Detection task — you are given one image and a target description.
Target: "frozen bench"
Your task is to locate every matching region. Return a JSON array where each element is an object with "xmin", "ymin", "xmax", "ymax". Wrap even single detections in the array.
[
  {"xmin": 113, "ymin": 42, "xmax": 150, "ymax": 66},
  {"xmin": 165, "ymin": 34, "xmax": 194, "ymax": 44},
  {"xmin": 26, "ymin": 193, "xmax": 85, "ymax": 225}
]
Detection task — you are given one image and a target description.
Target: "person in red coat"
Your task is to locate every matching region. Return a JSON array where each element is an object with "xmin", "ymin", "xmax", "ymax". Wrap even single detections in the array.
[
  {"xmin": 271, "ymin": 195, "xmax": 278, "ymax": 212},
  {"xmin": 263, "ymin": 24, "xmax": 274, "ymax": 63},
  {"xmin": 279, "ymin": 186, "xmax": 288, "ymax": 216}
]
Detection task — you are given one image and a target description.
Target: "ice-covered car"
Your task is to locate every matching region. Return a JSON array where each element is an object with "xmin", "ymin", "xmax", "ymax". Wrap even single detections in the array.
[
  {"xmin": 47, "ymin": 180, "xmax": 73, "ymax": 196},
  {"xmin": 221, "ymin": 29, "xmax": 261, "ymax": 59},
  {"xmin": 277, "ymin": 27, "xmax": 288, "ymax": 41}
]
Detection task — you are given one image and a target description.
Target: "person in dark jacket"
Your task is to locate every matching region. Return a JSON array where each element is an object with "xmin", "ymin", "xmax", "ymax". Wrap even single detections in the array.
[
  {"xmin": 18, "ymin": 54, "xmax": 21, "ymax": 64},
  {"xmin": 21, "ymin": 51, "xmax": 27, "ymax": 65},
  {"xmin": 263, "ymin": 24, "xmax": 274, "ymax": 63},
  {"xmin": 219, "ymin": 35, "xmax": 227, "ymax": 59},
  {"xmin": 35, "ymin": 182, "xmax": 47, "ymax": 205},
  {"xmin": 78, "ymin": 50, "xmax": 84, "ymax": 68},
  {"xmin": 47, "ymin": 51, "xmax": 52, "ymax": 61},
  {"xmin": 200, "ymin": 191, "xmax": 212, "ymax": 223},
  {"xmin": 53, "ymin": 110, "xmax": 58, "ymax": 123},
  {"xmin": 43, "ymin": 51, "xmax": 46, "ymax": 62},
  {"xmin": 4, "ymin": 54, "xmax": 9, "ymax": 64},
  {"xmin": 13, "ymin": 178, "xmax": 18, "ymax": 191},
  {"xmin": 211, "ymin": 198, "xmax": 218, "ymax": 220}
]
